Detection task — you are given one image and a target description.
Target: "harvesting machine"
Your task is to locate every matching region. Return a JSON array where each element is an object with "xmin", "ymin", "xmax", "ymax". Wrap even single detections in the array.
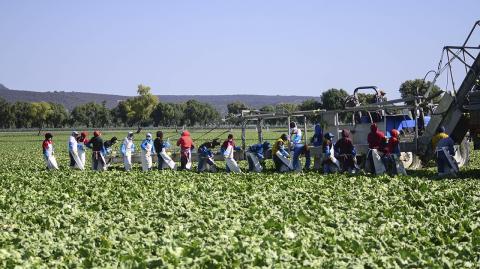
[{"xmin": 240, "ymin": 20, "xmax": 480, "ymax": 169}]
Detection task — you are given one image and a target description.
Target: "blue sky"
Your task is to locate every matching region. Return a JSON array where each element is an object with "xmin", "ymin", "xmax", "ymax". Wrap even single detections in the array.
[{"xmin": 0, "ymin": 1, "xmax": 478, "ymax": 98}]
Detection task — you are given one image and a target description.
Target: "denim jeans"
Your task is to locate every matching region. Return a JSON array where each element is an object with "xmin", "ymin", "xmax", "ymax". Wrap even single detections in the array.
[{"xmin": 292, "ymin": 144, "xmax": 311, "ymax": 170}]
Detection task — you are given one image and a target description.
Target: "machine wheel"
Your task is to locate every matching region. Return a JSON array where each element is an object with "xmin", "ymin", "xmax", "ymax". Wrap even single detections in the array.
[
  {"xmin": 454, "ymin": 138, "xmax": 470, "ymax": 168},
  {"xmin": 400, "ymin": 152, "xmax": 422, "ymax": 170}
]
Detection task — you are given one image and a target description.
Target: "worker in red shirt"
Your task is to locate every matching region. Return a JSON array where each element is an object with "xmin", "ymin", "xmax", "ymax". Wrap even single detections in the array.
[
  {"xmin": 42, "ymin": 133, "xmax": 59, "ymax": 170},
  {"xmin": 366, "ymin": 123, "xmax": 387, "ymax": 175},
  {"xmin": 177, "ymin": 130, "xmax": 195, "ymax": 170}
]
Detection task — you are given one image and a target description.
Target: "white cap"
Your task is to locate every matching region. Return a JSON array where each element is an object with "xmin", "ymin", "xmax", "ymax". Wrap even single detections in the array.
[{"xmin": 146, "ymin": 133, "xmax": 152, "ymax": 138}]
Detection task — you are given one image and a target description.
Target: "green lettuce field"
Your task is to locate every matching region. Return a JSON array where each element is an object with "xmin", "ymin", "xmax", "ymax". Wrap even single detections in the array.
[{"xmin": 0, "ymin": 130, "xmax": 479, "ymax": 268}]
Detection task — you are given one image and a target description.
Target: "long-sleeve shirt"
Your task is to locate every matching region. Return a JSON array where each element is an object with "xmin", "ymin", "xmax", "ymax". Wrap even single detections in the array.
[
  {"xmin": 86, "ymin": 136, "xmax": 104, "ymax": 152},
  {"xmin": 272, "ymin": 138, "xmax": 289, "ymax": 157},
  {"xmin": 334, "ymin": 138, "xmax": 356, "ymax": 156},
  {"xmin": 141, "ymin": 139, "xmax": 155, "ymax": 154},
  {"xmin": 436, "ymin": 137, "xmax": 455, "ymax": 156},
  {"xmin": 121, "ymin": 138, "xmax": 135, "ymax": 155},
  {"xmin": 387, "ymin": 137, "xmax": 400, "ymax": 155},
  {"xmin": 432, "ymin": 132, "xmax": 449, "ymax": 151},
  {"xmin": 198, "ymin": 145, "xmax": 214, "ymax": 158},
  {"xmin": 42, "ymin": 140, "xmax": 54, "ymax": 157},
  {"xmin": 291, "ymin": 129, "xmax": 302, "ymax": 146},
  {"xmin": 177, "ymin": 134, "xmax": 194, "ymax": 150},
  {"xmin": 154, "ymin": 138, "xmax": 170, "ymax": 154},
  {"xmin": 68, "ymin": 136, "xmax": 77, "ymax": 152},
  {"xmin": 248, "ymin": 144, "xmax": 265, "ymax": 160}
]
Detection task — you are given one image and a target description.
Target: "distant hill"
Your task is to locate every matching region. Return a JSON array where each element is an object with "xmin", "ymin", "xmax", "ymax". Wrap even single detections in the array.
[{"xmin": 0, "ymin": 84, "xmax": 321, "ymax": 113}]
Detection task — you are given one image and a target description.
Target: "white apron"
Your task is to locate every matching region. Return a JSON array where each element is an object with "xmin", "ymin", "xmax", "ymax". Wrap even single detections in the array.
[
  {"xmin": 276, "ymin": 151, "xmax": 293, "ymax": 172},
  {"xmin": 224, "ymin": 145, "xmax": 241, "ymax": 173},
  {"xmin": 369, "ymin": 149, "xmax": 386, "ymax": 175},
  {"xmin": 392, "ymin": 155, "xmax": 407, "ymax": 175},
  {"xmin": 141, "ymin": 144, "xmax": 153, "ymax": 171},
  {"xmin": 44, "ymin": 143, "xmax": 59, "ymax": 170},
  {"xmin": 159, "ymin": 149, "xmax": 176, "ymax": 169},
  {"xmin": 248, "ymin": 152, "xmax": 263, "ymax": 172},
  {"xmin": 71, "ymin": 148, "xmax": 84, "ymax": 170},
  {"xmin": 123, "ymin": 139, "xmax": 134, "ymax": 171},
  {"xmin": 92, "ymin": 152, "xmax": 107, "ymax": 171},
  {"xmin": 78, "ymin": 145, "xmax": 86, "ymax": 169},
  {"xmin": 185, "ymin": 151, "xmax": 192, "ymax": 170},
  {"xmin": 439, "ymin": 147, "xmax": 459, "ymax": 174}
]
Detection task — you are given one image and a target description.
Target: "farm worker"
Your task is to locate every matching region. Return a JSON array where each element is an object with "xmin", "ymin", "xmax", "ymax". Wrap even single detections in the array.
[
  {"xmin": 272, "ymin": 134, "xmax": 293, "ymax": 172},
  {"xmin": 102, "ymin": 137, "xmax": 118, "ymax": 168},
  {"xmin": 310, "ymin": 123, "xmax": 323, "ymax": 170},
  {"xmin": 197, "ymin": 139, "xmax": 220, "ymax": 172},
  {"xmin": 246, "ymin": 141, "xmax": 271, "ymax": 172},
  {"xmin": 375, "ymin": 90, "xmax": 387, "ymax": 103},
  {"xmin": 177, "ymin": 130, "xmax": 195, "ymax": 170},
  {"xmin": 68, "ymin": 131, "xmax": 84, "ymax": 170},
  {"xmin": 141, "ymin": 133, "xmax": 155, "ymax": 171},
  {"xmin": 386, "ymin": 129, "xmax": 407, "ymax": 175},
  {"xmin": 433, "ymin": 126, "xmax": 458, "ymax": 177},
  {"xmin": 432, "ymin": 126, "xmax": 449, "ymax": 150},
  {"xmin": 86, "ymin": 131, "xmax": 106, "ymax": 171},
  {"xmin": 290, "ymin": 122, "xmax": 311, "ymax": 171},
  {"xmin": 222, "ymin": 134, "xmax": 241, "ymax": 173},
  {"xmin": 322, "ymin": 133, "xmax": 340, "ymax": 174},
  {"xmin": 42, "ymin": 133, "xmax": 59, "ymax": 170},
  {"xmin": 334, "ymin": 129, "xmax": 357, "ymax": 174},
  {"xmin": 154, "ymin": 131, "xmax": 176, "ymax": 170},
  {"xmin": 121, "ymin": 132, "xmax": 135, "ymax": 171},
  {"xmin": 77, "ymin": 132, "xmax": 88, "ymax": 169},
  {"xmin": 366, "ymin": 123, "xmax": 387, "ymax": 175}
]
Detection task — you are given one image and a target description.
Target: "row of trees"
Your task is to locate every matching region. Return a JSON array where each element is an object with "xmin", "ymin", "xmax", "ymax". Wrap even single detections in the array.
[
  {"xmin": 0, "ymin": 85, "xmax": 220, "ymax": 130},
  {"xmin": 0, "ymin": 79, "xmax": 440, "ymax": 129}
]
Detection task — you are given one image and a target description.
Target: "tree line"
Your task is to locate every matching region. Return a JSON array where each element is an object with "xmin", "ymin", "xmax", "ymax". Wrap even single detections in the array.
[
  {"xmin": 0, "ymin": 80, "xmax": 439, "ymax": 129},
  {"xmin": 0, "ymin": 85, "xmax": 221, "ymax": 130}
]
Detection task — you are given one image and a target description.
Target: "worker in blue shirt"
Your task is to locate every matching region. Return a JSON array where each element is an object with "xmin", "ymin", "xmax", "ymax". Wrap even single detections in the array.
[{"xmin": 247, "ymin": 141, "xmax": 271, "ymax": 172}]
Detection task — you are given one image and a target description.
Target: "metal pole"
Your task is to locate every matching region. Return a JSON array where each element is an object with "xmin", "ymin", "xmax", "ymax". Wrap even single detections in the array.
[
  {"xmin": 304, "ymin": 116, "xmax": 308, "ymax": 145},
  {"xmin": 287, "ymin": 116, "xmax": 291, "ymax": 135},
  {"xmin": 241, "ymin": 121, "xmax": 246, "ymax": 151},
  {"xmin": 287, "ymin": 116, "xmax": 291, "ymax": 154},
  {"xmin": 414, "ymin": 100, "xmax": 418, "ymax": 152},
  {"xmin": 257, "ymin": 119, "xmax": 263, "ymax": 143}
]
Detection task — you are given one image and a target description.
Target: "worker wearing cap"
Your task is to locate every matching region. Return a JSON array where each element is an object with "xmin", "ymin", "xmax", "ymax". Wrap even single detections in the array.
[
  {"xmin": 141, "ymin": 133, "xmax": 155, "ymax": 171},
  {"xmin": 433, "ymin": 126, "xmax": 458, "ymax": 177},
  {"xmin": 290, "ymin": 122, "xmax": 311, "ymax": 171},
  {"xmin": 310, "ymin": 124, "xmax": 323, "ymax": 170},
  {"xmin": 121, "ymin": 132, "xmax": 135, "ymax": 171},
  {"xmin": 272, "ymin": 134, "xmax": 292, "ymax": 172},
  {"xmin": 42, "ymin": 133, "xmax": 59, "ymax": 170},
  {"xmin": 86, "ymin": 131, "xmax": 106, "ymax": 171},
  {"xmin": 68, "ymin": 131, "xmax": 84, "ymax": 170}
]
